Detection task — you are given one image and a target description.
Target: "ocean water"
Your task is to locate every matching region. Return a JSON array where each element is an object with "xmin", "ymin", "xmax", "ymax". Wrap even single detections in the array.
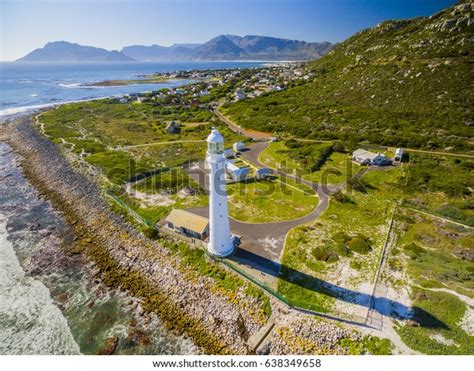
[
  {"xmin": 0, "ymin": 143, "xmax": 198, "ymax": 354},
  {"xmin": 0, "ymin": 220, "xmax": 80, "ymax": 355},
  {"xmin": 0, "ymin": 61, "xmax": 264, "ymax": 117},
  {"xmin": 0, "ymin": 61, "xmax": 264, "ymax": 354}
]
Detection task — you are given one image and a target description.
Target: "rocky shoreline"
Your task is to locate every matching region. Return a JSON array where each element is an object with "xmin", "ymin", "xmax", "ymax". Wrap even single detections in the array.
[
  {"xmin": 0, "ymin": 116, "xmax": 267, "ymax": 354},
  {"xmin": 0, "ymin": 114, "xmax": 393, "ymax": 355}
]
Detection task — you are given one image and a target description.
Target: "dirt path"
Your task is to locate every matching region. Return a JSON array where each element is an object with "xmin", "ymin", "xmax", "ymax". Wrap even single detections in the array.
[
  {"xmin": 405, "ymin": 148, "xmax": 474, "ymax": 159},
  {"xmin": 213, "ymin": 108, "xmax": 272, "ymax": 139},
  {"xmin": 406, "ymin": 207, "xmax": 473, "ymax": 229},
  {"xmin": 118, "ymin": 139, "xmax": 205, "ymax": 150},
  {"xmin": 214, "ymin": 107, "xmax": 474, "ymax": 159}
]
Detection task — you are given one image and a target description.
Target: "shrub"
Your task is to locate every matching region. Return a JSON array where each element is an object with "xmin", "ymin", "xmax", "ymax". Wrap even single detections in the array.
[
  {"xmin": 333, "ymin": 190, "xmax": 354, "ymax": 204},
  {"xmin": 312, "ymin": 243, "xmax": 339, "ymax": 263},
  {"xmin": 350, "ymin": 260, "xmax": 362, "ymax": 270},
  {"xmin": 402, "ymin": 242, "xmax": 425, "ymax": 259},
  {"xmin": 347, "ymin": 234, "xmax": 372, "ymax": 254}
]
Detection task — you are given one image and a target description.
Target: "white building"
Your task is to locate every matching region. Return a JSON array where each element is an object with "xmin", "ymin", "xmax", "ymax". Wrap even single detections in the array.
[
  {"xmin": 225, "ymin": 161, "xmax": 249, "ymax": 182},
  {"xmin": 206, "ymin": 128, "xmax": 234, "ymax": 257},
  {"xmin": 233, "ymin": 142, "xmax": 246, "ymax": 152},
  {"xmin": 352, "ymin": 149, "xmax": 391, "ymax": 166},
  {"xmin": 223, "ymin": 148, "xmax": 234, "ymax": 158},
  {"xmin": 234, "ymin": 89, "xmax": 246, "ymax": 101},
  {"xmin": 394, "ymin": 147, "xmax": 404, "ymax": 162}
]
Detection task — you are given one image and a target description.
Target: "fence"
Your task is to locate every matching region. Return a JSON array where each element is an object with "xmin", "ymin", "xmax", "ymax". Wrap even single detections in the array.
[
  {"xmin": 106, "ymin": 189, "xmax": 369, "ymax": 327},
  {"xmin": 400, "ymin": 200, "xmax": 474, "ymax": 228},
  {"xmin": 106, "ymin": 190, "xmax": 155, "ymax": 228}
]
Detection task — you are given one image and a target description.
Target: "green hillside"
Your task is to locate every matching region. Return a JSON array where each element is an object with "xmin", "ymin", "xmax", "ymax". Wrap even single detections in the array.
[{"xmin": 222, "ymin": 0, "xmax": 474, "ymax": 152}]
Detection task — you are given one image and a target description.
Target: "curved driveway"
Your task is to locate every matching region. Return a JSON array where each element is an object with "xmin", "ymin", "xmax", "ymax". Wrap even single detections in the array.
[{"xmin": 184, "ymin": 142, "xmax": 333, "ymax": 262}]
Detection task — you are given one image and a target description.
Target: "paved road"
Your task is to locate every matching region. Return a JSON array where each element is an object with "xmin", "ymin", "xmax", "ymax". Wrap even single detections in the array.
[
  {"xmin": 183, "ymin": 143, "xmax": 331, "ymax": 263},
  {"xmin": 240, "ymin": 141, "xmax": 343, "ymax": 197}
]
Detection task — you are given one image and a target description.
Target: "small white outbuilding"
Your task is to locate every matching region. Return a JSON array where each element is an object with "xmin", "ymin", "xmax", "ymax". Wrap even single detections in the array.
[
  {"xmin": 394, "ymin": 147, "xmax": 404, "ymax": 162},
  {"xmin": 233, "ymin": 142, "xmax": 246, "ymax": 152}
]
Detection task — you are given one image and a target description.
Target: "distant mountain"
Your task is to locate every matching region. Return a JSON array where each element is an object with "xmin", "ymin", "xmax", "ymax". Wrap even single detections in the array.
[
  {"xmin": 192, "ymin": 35, "xmax": 246, "ymax": 60},
  {"xmin": 170, "ymin": 43, "xmax": 201, "ymax": 50},
  {"xmin": 121, "ymin": 35, "xmax": 333, "ymax": 61},
  {"xmin": 121, "ymin": 44, "xmax": 199, "ymax": 61},
  {"xmin": 16, "ymin": 41, "xmax": 134, "ymax": 62},
  {"xmin": 192, "ymin": 35, "xmax": 333, "ymax": 60},
  {"xmin": 19, "ymin": 35, "xmax": 334, "ymax": 62},
  {"xmin": 228, "ymin": 34, "xmax": 333, "ymax": 60}
]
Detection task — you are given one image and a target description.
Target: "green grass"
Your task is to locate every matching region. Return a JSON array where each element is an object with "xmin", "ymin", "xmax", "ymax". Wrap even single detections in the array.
[
  {"xmin": 339, "ymin": 335, "xmax": 393, "ymax": 355},
  {"xmin": 259, "ymin": 140, "xmax": 333, "ymax": 173},
  {"xmin": 221, "ymin": 3, "xmax": 474, "ymax": 152},
  {"xmin": 134, "ymin": 168, "xmax": 198, "ymax": 194},
  {"xmin": 304, "ymin": 152, "xmax": 360, "ymax": 184},
  {"xmin": 278, "ymin": 226, "xmax": 336, "ymax": 313},
  {"xmin": 86, "ymin": 150, "xmax": 154, "ymax": 184},
  {"xmin": 39, "ymin": 99, "xmax": 248, "ymax": 185},
  {"xmin": 391, "ymin": 208, "xmax": 474, "ymax": 296},
  {"xmin": 387, "ymin": 203, "xmax": 473, "ymax": 354},
  {"xmin": 259, "ymin": 142, "xmax": 360, "ymax": 185},
  {"xmin": 403, "ymin": 154, "xmax": 474, "ymax": 225},
  {"xmin": 396, "ymin": 288, "xmax": 473, "ymax": 355},
  {"xmin": 227, "ymin": 177, "xmax": 318, "ymax": 223},
  {"xmin": 278, "ymin": 166, "xmax": 403, "ymax": 313},
  {"xmin": 259, "ymin": 141, "xmax": 303, "ymax": 172}
]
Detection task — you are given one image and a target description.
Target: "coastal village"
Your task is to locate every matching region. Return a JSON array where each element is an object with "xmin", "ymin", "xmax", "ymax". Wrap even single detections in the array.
[{"xmin": 115, "ymin": 62, "xmax": 311, "ymax": 106}]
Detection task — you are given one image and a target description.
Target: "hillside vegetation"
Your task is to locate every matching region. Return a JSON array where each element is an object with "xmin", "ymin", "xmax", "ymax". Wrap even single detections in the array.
[{"xmin": 223, "ymin": 1, "xmax": 474, "ymax": 152}]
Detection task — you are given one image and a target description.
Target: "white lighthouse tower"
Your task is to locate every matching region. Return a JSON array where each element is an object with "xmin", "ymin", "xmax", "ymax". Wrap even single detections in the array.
[{"xmin": 206, "ymin": 128, "xmax": 234, "ymax": 257}]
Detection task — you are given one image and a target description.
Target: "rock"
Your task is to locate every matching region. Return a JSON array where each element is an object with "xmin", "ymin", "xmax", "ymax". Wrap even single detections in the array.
[
  {"xmin": 126, "ymin": 328, "xmax": 151, "ymax": 347},
  {"xmin": 56, "ymin": 292, "xmax": 69, "ymax": 304},
  {"xmin": 406, "ymin": 319, "xmax": 420, "ymax": 327},
  {"xmin": 96, "ymin": 336, "xmax": 119, "ymax": 355}
]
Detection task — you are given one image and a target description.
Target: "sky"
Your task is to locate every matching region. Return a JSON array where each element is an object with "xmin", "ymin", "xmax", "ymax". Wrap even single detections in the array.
[{"xmin": 0, "ymin": 0, "xmax": 457, "ymax": 61}]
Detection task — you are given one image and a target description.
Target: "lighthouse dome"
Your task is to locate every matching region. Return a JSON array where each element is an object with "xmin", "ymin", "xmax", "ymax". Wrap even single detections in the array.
[
  {"xmin": 207, "ymin": 128, "xmax": 225, "ymax": 155},
  {"xmin": 207, "ymin": 128, "xmax": 224, "ymax": 143}
]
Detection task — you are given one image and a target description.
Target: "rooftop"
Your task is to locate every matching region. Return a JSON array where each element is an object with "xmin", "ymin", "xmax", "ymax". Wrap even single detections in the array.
[{"xmin": 165, "ymin": 209, "xmax": 209, "ymax": 234}]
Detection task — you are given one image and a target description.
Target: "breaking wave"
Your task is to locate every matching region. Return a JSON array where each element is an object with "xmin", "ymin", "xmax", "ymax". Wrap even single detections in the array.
[{"xmin": 0, "ymin": 220, "xmax": 81, "ymax": 355}]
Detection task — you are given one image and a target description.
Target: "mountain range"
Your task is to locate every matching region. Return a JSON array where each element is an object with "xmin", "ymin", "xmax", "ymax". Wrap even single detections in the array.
[
  {"xmin": 16, "ymin": 35, "xmax": 334, "ymax": 62},
  {"xmin": 16, "ymin": 41, "xmax": 134, "ymax": 62}
]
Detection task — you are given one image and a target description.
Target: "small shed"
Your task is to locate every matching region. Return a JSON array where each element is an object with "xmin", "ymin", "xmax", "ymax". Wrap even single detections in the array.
[
  {"xmin": 166, "ymin": 121, "xmax": 181, "ymax": 134},
  {"xmin": 394, "ymin": 147, "xmax": 404, "ymax": 162},
  {"xmin": 225, "ymin": 161, "xmax": 249, "ymax": 182},
  {"xmin": 164, "ymin": 209, "xmax": 209, "ymax": 240},
  {"xmin": 233, "ymin": 142, "xmax": 246, "ymax": 152},
  {"xmin": 223, "ymin": 148, "xmax": 234, "ymax": 159}
]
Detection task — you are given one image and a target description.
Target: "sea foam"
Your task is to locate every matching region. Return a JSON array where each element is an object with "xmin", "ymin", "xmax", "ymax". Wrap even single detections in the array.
[{"xmin": 0, "ymin": 220, "xmax": 81, "ymax": 355}]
